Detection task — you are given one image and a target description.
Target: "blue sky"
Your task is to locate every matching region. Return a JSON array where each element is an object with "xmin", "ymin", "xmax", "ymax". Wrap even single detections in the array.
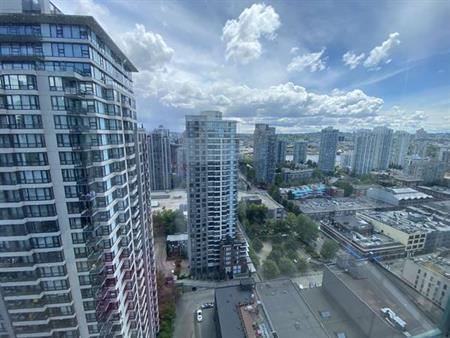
[{"xmin": 54, "ymin": 0, "xmax": 450, "ymax": 133}]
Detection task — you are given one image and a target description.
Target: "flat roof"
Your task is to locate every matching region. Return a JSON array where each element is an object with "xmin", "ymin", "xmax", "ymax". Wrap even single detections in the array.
[
  {"xmin": 239, "ymin": 191, "xmax": 284, "ymax": 210},
  {"xmin": 296, "ymin": 197, "xmax": 391, "ymax": 214},
  {"xmin": 361, "ymin": 210, "xmax": 448, "ymax": 234},
  {"xmin": 256, "ymin": 280, "xmax": 329, "ymax": 338},
  {"xmin": 329, "ymin": 264, "xmax": 436, "ymax": 336},
  {"xmin": 151, "ymin": 189, "xmax": 187, "ymax": 210},
  {"xmin": 412, "ymin": 252, "xmax": 450, "ymax": 277},
  {"xmin": 301, "ymin": 287, "xmax": 368, "ymax": 338},
  {"xmin": 418, "ymin": 185, "xmax": 450, "ymax": 196},
  {"xmin": 215, "ymin": 285, "xmax": 254, "ymax": 338},
  {"xmin": 166, "ymin": 233, "xmax": 188, "ymax": 242}
]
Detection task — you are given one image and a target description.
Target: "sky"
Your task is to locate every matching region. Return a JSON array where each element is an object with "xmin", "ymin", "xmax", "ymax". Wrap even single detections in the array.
[{"xmin": 53, "ymin": 0, "xmax": 450, "ymax": 133}]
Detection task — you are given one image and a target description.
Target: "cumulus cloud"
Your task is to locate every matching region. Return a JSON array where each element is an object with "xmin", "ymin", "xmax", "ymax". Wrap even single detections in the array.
[
  {"xmin": 120, "ymin": 24, "xmax": 174, "ymax": 71},
  {"xmin": 287, "ymin": 48, "xmax": 327, "ymax": 72},
  {"xmin": 290, "ymin": 46, "xmax": 299, "ymax": 54},
  {"xmin": 222, "ymin": 4, "xmax": 281, "ymax": 64},
  {"xmin": 136, "ymin": 67, "xmax": 384, "ymax": 124},
  {"xmin": 363, "ymin": 32, "xmax": 401, "ymax": 69},
  {"xmin": 342, "ymin": 51, "xmax": 365, "ymax": 69}
]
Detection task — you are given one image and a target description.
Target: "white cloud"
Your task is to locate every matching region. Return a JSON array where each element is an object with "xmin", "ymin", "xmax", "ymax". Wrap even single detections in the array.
[
  {"xmin": 290, "ymin": 46, "xmax": 299, "ymax": 54},
  {"xmin": 363, "ymin": 32, "xmax": 401, "ymax": 69},
  {"xmin": 342, "ymin": 51, "xmax": 365, "ymax": 69},
  {"xmin": 72, "ymin": 0, "xmax": 110, "ymax": 28},
  {"xmin": 119, "ymin": 24, "xmax": 174, "ymax": 71},
  {"xmin": 222, "ymin": 4, "xmax": 281, "ymax": 64},
  {"xmin": 136, "ymin": 67, "xmax": 384, "ymax": 124},
  {"xmin": 287, "ymin": 48, "xmax": 327, "ymax": 72}
]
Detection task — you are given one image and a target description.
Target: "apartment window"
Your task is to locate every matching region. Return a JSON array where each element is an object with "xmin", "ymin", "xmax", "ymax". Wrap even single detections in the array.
[
  {"xmin": 0, "ymin": 74, "xmax": 37, "ymax": 90},
  {"xmin": 51, "ymin": 96, "xmax": 65, "ymax": 110},
  {"xmin": 1, "ymin": 95, "xmax": 39, "ymax": 109},
  {"xmin": 71, "ymin": 232, "xmax": 85, "ymax": 244},
  {"xmin": 48, "ymin": 76, "xmax": 63, "ymax": 91}
]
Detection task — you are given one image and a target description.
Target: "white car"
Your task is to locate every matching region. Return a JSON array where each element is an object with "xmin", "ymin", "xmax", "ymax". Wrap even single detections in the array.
[{"xmin": 196, "ymin": 309, "xmax": 203, "ymax": 322}]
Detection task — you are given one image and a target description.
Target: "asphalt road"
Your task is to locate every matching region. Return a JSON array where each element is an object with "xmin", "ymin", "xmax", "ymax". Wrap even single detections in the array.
[{"xmin": 173, "ymin": 289, "xmax": 216, "ymax": 338}]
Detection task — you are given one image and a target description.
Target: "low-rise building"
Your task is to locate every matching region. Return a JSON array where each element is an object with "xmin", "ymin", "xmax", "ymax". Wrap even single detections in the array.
[
  {"xmin": 281, "ymin": 167, "xmax": 314, "ymax": 182},
  {"xmin": 359, "ymin": 211, "xmax": 429, "ymax": 256},
  {"xmin": 367, "ymin": 186, "xmax": 433, "ymax": 207},
  {"xmin": 416, "ymin": 185, "xmax": 450, "ymax": 200},
  {"xmin": 214, "ymin": 264, "xmax": 440, "ymax": 338},
  {"xmin": 166, "ymin": 233, "xmax": 188, "ymax": 257},
  {"xmin": 281, "ymin": 183, "xmax": 326, "ymax": 200},
  {"xmin": 239, "ymin": 192, "xmax": 287, "ymax": 219},
  {"xmin": 321, "ymin": 215, "xmax": 405, "ymax": 260},
  {"xmin": 393, "ymin": 251, "xmax": 450, "ymax": 310},
  {"xmin": 296, "ymin": 197, "xmax": 393, "ymax": 220}
]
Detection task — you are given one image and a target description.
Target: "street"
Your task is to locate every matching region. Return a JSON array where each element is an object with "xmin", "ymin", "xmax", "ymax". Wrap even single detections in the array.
[{"xmin": 173, "ymin": 289, "xmax": 216, "ymax": 338}]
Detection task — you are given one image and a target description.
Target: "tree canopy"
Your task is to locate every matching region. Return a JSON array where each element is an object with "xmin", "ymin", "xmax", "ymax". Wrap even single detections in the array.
[
  {"xmin": 263, "ymin": 259, "xmax": 280, "ymax": 279},
  {"xmin": 153, "ymin": 209, "xmax": 186, "ymax": 235},
  {"xmin": 320, "ymin": 240, "xmax": 339, "ymax": 260}
]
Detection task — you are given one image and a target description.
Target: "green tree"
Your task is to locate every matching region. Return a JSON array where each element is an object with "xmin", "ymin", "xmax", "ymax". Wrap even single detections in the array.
[
  {"xmin": 248, "ymin": 246, "xmax": 260, "ymax": 268},
  {"xmin": 153, "ymin": 209, "xmax": 186, "ymax": 235},
  {"xmin": 278, "ymin": 257, "xmax": 296, "ymax": 276},
  {"xmin": 296, "ymin": 257, "xmax": 309, "ymax": 273},
  {"xmin": 263, "ymin": 259, "xmax": 280, "ymax": 279},
  {"xmin": 246, "ymin": 204, "xmax": 268, "ymax": 224},
  {"xmin": 320, "ymin": 240, "xmax": 339, "ymax": 260},
  {"xmin": 293, "ymin": 214, "xmax": 319, "ymax": 243},
  {"xmin": 252, "ymin": 238, "xmax": 263, "ymax": 252},
  {"xmin": 267, "ymin": 247, "xmax": 283, "ymax": 263},
  {"xmin": 334, "ymin": 180, "xmax": 354, "ymax": 197}
]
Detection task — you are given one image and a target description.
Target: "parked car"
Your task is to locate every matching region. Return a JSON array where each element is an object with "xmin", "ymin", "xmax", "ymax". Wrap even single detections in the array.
[
  {"xmin": 201, "ymin": 303, "xmax": 214, "ymax": 309},
  {"xmin": 196, "ymin": 309, "xmax": 203, "ymax": 322}
]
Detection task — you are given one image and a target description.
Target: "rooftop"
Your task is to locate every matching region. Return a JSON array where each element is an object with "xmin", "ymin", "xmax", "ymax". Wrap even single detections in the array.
[
  {"xmin": 417, "ymin": 185, "xmax": 450, "ymax": 197},
  {"xmin": 239, "ymin": 191, "xmax": 284, "ymax": 210},
  {"xmin": 0, "ymin": 13, "xmax": 138, "ymax": 72},
  {"xmin": 214, "ymin": 284, "xmax": 254, "ymax": 338},
  {"xmin": 330, "ymin": 215, "xmax": 402, "ymax": 250},
  {"xmin": 328, "ymin": 263, "xmax": 436, "ymax": 336},
  {"xmin": 255, "ymin": 280, "xmax": 329, "ymax": 338},
  {"xmin": 150, "ymin": 189, "xmax": 187, "ymax": 210},
  {"xmin": 166, "ymin": 234, "xmax": 188, "ymax": 242},
  {"xmin": 296, "ymin": 197, "xmax": 391, "ymax": 214},
  {"xmin": 362, "ymin": 209, "xmax": 450, "ymax": 234},
  {"xmin": 412, "ymin": 251, "xmax": 450, "ymax": 278}
]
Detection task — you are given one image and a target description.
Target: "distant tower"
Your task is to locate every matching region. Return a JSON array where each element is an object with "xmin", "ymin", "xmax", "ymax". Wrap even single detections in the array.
[
  {"xmin": 148, "ymin": 126, "xmax": 172, "ymax": 191},
  {"xmin": 253, "ymin": 124, "xmax": 277, "ymax": 184},
  {"xmin": 372, "ymin": 126, "xmax": 393, "ymax": 170},
  {"xmin": 275, "ymin": 139, "xmax": 287, "ymax": 165},
  {"xmin": 318, "ymin": 127, "xmax": 339, "ymax": 172},
  {"xmin": 352, "ymin": 129, "xmax": 377, "ymax": 175},
  {"xmin": 352, "ymin": 127, "xmax": 393, "ymax": 175},
  {"xmin": 293, "ymin": 141, "xmax": 308, "ymax": 164},
  {"xmin": 389, "ymin": 131, "xmax": 412, "ymax": 167}
]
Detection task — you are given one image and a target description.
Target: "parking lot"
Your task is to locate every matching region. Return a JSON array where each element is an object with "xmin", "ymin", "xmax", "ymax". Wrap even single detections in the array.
[{"xmin": 173, "ymin": 289, "xmax": 217, "ymax": 338}]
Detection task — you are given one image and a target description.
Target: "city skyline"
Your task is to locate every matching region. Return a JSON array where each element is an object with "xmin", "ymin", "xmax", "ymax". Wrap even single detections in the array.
[{"xmin": 53, "ymin": 0, "xmax": 450, "ymax": 134}]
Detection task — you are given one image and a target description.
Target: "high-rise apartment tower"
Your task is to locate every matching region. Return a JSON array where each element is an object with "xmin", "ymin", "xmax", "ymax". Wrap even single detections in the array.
[
  {"xmin": 0, "ymin": 1, "xmax": 158, "ymax": 337},
  {"xmin": 148, "ymin": 126, "xmax": 172, "ymax": 191},
  {"xmin": 318, "ymin": 127, "xmax": 339, "ymax": 173},
  {"xmin": 253, "ymin": 123, "xmax": 276, "ymax": 184},
  {"xmin": 185, "ymin": 111, "xmax": 246, "ymax": 279},
  {"xmin": 293, "ymin": 141, "xmax": 307, "ymax": 164}
]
